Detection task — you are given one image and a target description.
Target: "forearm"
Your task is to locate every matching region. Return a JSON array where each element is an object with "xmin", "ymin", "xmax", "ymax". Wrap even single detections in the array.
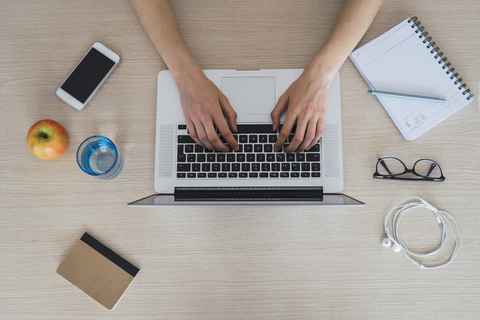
[
  {"xmin": 128, "ymin": 0, "xmax": 202, "ymax": 82},
  {"xmin": 309, "ymin": 0, "xmax": 385, "ymax": 80}
]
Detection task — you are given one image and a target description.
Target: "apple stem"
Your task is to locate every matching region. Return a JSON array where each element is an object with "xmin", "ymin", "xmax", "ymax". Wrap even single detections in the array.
[{"xmin": 38, "ymin": 132, "xmax": 49, "ymax": 139}]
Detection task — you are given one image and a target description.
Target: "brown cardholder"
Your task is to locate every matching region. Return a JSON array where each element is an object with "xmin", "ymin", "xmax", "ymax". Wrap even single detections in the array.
[{"xmin": 57, "ymin": 232, "xmax": 140, "ymax": 310}]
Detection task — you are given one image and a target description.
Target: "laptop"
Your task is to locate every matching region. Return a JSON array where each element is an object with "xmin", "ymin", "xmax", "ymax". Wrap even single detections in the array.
[{"xmin": 128, "ymin": 69, "xmax": 364, "ymax": 206}]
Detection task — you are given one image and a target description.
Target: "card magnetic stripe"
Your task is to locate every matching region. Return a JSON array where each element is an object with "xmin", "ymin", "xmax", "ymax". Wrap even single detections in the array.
[{"xmin": 80, "ymin": 232, "xmax": 139, "ymax": 277}]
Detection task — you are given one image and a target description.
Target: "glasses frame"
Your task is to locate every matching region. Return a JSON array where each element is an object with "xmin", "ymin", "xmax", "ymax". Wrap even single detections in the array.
[{"xmin": 373, "ymin": 157, "xmax": 445, "ymax": 182}]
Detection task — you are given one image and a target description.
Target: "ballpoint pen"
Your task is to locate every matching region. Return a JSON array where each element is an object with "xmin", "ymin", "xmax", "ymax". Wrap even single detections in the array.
[{"xmin": 367, "ymin": 90, "xmax": 446, "ymax": 102}]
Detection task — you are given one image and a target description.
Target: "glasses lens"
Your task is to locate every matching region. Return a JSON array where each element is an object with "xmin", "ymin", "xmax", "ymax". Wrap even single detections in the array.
[
  {"xmin": 377, "ymin": 158, "xmax": 406, "ymax": 176},
  {"xmin": 414, "ymin": 160, "xmax": 442, "ymax": 178}
]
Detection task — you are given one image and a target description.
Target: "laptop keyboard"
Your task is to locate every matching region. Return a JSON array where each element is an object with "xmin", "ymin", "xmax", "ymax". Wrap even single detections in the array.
[{"xmin": 176, "ymin": 124, "xmax": 321, "ymax": 179}]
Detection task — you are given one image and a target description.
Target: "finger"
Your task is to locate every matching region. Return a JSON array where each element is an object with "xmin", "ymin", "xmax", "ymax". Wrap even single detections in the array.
[
  {"xmin": 307, "ymin": 119, "xmax": 324, "ymax": 150},
  {"xmin": 193, "ymin": 119, "xmax": 216, "ymax": 151},
  {"xmin": 203, "ymin": 118, "xmax": 229, "ymax": 152},
  {"xmin": 186, "ymin": 120, "xmax": 206, "ymax": 148},
  {"xmin": 296, "ymin": 118, "xmax": 318, "ymax": 152},
  {"xmin": 220, "ymin": 95, "xmax": 237, "ymax": 133},
  {"xmin": 285, "ymin": 117, "xmax": 308, "ymax": 153},
  {"xmin": 213, "ymin": 114, "xmax": 239, "ymax": 151},
  {"xmin": 271, "ymin": 93, "xmax": 289, "ymax": 131},
  {"xmin": 274, "ymin": 115, "xmax": 296, "ymax": 152}
]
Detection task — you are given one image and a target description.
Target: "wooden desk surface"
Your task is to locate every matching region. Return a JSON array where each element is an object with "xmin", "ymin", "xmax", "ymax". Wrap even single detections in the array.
[{"xmin": 1, "ymin": 1, "xmax": 479, "ymax": 318}]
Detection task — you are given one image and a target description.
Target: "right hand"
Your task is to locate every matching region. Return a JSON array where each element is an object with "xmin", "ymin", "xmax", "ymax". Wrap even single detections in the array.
[{"xmin": 177, "ymin": 72, "xmax": 239, "ymax": 152}]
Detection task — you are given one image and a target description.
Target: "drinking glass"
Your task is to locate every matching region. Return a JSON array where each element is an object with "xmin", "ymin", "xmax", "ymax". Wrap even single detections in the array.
[{"xmin": 76, "ymin": 135, "xmax": 123, "ymax": 179}]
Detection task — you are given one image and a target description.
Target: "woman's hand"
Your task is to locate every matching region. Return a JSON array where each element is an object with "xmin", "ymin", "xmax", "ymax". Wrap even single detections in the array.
[
  {"xmin": 271, "ymin": 66, "xmax": 333, "ymax": 153},
  {"xmin": 177, "ymin": 71, "xmax": 239, "ymax": 152}
]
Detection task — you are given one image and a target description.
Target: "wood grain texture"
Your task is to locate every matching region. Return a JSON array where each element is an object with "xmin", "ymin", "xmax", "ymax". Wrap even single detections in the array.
[{"xmin": 1, "ymin": 0, "xmax": 479, "ymax": 319}]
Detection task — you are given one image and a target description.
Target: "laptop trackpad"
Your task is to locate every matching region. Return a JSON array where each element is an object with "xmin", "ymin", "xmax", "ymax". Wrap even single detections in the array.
[{"xmin": 221, "ymin": 77, "xmax": 275, "ymax": 115}]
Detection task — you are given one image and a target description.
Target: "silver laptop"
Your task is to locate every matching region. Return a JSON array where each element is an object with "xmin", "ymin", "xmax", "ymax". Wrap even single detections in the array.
[{"xmin": 128, "ymin": 69, "xmax": 363, "ymax": 206}]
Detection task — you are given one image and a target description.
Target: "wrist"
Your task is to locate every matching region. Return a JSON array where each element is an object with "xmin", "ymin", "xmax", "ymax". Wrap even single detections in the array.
[
  {"xmin": 304, "ymin": 54, "xmax": 339, "ymax": 87},
  {"xmin": 168, "ymin": 56, "xmax": 204, "ymax": 89}
]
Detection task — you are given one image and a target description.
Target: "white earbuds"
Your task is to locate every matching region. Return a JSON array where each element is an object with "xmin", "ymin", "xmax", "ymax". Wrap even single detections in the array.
[
  {"xmin": 381, "ymin": 236, "xmax": 402, "ymax": 252},
  {"xmin": 381, "ymin": 197, "xmax": 462, "ymax": 269},
  {"xmin": 381, "ymin": 237, "xmax": 391, "ymax": 248}
]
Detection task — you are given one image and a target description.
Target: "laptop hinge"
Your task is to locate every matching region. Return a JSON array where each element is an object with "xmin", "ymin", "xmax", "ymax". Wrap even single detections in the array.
[{"xmin": 174, "ymin": 187, "xmax": 323, "ymax": 201}]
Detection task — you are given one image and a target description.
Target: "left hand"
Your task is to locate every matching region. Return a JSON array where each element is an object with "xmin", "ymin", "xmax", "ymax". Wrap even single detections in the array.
[{"xmin": 271, "ymin": 67, "xmax": 332, "ymax": 153}]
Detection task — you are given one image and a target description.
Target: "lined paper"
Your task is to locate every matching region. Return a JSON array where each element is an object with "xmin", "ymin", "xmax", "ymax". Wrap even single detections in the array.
[{"xmin": 350, "ymin": 17, "xmax": 472, "ymax": 140}]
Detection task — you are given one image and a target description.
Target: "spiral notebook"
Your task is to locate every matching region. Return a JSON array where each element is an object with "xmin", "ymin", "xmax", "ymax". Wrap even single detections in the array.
[{"xmin": 349, "ymin": 16, "xmax": 473, "ymax": 140}]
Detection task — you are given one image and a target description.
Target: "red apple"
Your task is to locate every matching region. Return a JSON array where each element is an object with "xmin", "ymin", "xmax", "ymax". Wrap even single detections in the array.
[{"xmin": 27, "ymin": 119, "xmax": 69, "ymax": 160}]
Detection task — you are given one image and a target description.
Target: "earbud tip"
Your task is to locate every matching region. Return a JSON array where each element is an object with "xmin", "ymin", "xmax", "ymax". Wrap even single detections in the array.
[
  {"xmin": 381, "ymin": 238, "xmax": 391, "ymax": 247},
  {"xmin": 392, "ymin": 243, "xmax": 402, "ymax": 253}
]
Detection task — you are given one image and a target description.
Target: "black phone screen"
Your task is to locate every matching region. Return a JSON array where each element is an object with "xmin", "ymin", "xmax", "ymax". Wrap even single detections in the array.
[{"xmin": 61, "ymin": 48, "xmax": 115, "ymax": 103}]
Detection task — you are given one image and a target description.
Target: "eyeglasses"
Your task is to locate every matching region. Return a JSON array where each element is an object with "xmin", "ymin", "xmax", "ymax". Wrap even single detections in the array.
[{"xmin": 373, "ymin": 157, "xmax": 445, "ymax": 182}]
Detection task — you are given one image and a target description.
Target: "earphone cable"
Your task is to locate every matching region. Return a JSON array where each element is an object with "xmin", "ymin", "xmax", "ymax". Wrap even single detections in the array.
[{"xmin": 384, "ymin": 197, "xmax": 462, "ymax": 269}]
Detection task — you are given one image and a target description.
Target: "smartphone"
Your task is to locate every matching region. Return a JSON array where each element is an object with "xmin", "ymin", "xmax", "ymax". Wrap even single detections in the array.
[{"xmin": 56, "ymin": 42, "xmax": 120, "ymax": 111}]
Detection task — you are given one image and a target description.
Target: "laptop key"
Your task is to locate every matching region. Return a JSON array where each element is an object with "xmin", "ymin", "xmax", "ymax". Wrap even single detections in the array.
[
  {"xmin": 212, "ymin": 163, "xmax": 221, "ymax": 171},
  {"xmin": 291, "ymin": 172, "xmax": 300, "ymax": 177},
  {"xmin": 177, "ymin": 173, "xmax": 186, "ymax": 178},
  {"xmin": 306, "ymin": 153, "xmax": 320, "ymax": 162},
  {"xmin": 229, "ymin": 173, "xmax": 238, "ymax": 178},
  {"xmin": 270, "ymin": 172, "xmax": 279, "ymax": 178},
  {"xmin": 222, "ymin": 163, "xmax": 231, "ymax": 171},
  {"xmin": 312, "ymin": 172, "xmax": 321, "ymax": 177},
  {"xmin": 232, "ymin": 163, "xmax": 240, "ymax": 171},
  {"xmin": 184, "ymin": 145, "xmax": 194, "ymax": 153},
  {"xmin": 198, "ymin": 172, "xmax": 207, "ymax": 178},
  {"xmin": 187, "ymin": 173, "xmax": 196, "ymax": 178},
  {"xmin": 177, "ymin": 154, "xmax": 186, "ymax": 162},
  {"xmin": 312, "ymin": 163, "xmax": 321, "ymax": 171},
  {"xmin": 207, "ymin": 154, "xmax": 216, "ymax": 162},
  {"xmin": 202, "ymin": 163, "xmax": 211, "ymax": 172},
  {"xmin": 187, "ymin": 154, "xmax": 195, "ymax": 162},
  {"xmin": 306, "ymin": 144, "xmax": 320, "ymax": 152},
  {"xmin": 302, "ymin": 172, "xmax": 311, "ymax": 177},
  {"xmin": 177, "ymin": 164, "xmax": 191, "ymax": 172},
  {"xmin": 197, "ymin": 154, "xmax": 206, "ymax": 162},
  {"xmin": 192, "ymin": 164, "xmax": 201, "ymax": 172},
  {"xmin": 208, "ymin": 173, "xmax": 217, "ymax": 178},
  {"xmin": 178, "ymin": 135, "xmax": 195, "ymax": 144},
  {"xmin": 256, "ymin": 154, "xmax": 265, "ymax": 162},
  {"xmin": 249, "ymin": 172, "xmax": 258, "ymax": 178},
  {"xmin": 218, "ymin": 173, "xmax": 227, "ymax": 178},
  {"xmin": 280, "ymin": 172, "xmax": 289, "ymax": 178},
  {"xmin": 236, "ymin": 124, "xmax": 274, "ymax": 133},
  {"xmin": 260, "ymin": 172, "xmax": 268, "ymax": 178},
  {"xmin": 239, "ymin": 172, "xmax": 248, "ymax": 178}
]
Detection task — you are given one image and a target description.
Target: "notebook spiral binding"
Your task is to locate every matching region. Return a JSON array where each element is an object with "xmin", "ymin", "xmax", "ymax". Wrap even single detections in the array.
[{"xmin": 409, "ymin": 16, "xmax": 474, "ymax": 100}]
